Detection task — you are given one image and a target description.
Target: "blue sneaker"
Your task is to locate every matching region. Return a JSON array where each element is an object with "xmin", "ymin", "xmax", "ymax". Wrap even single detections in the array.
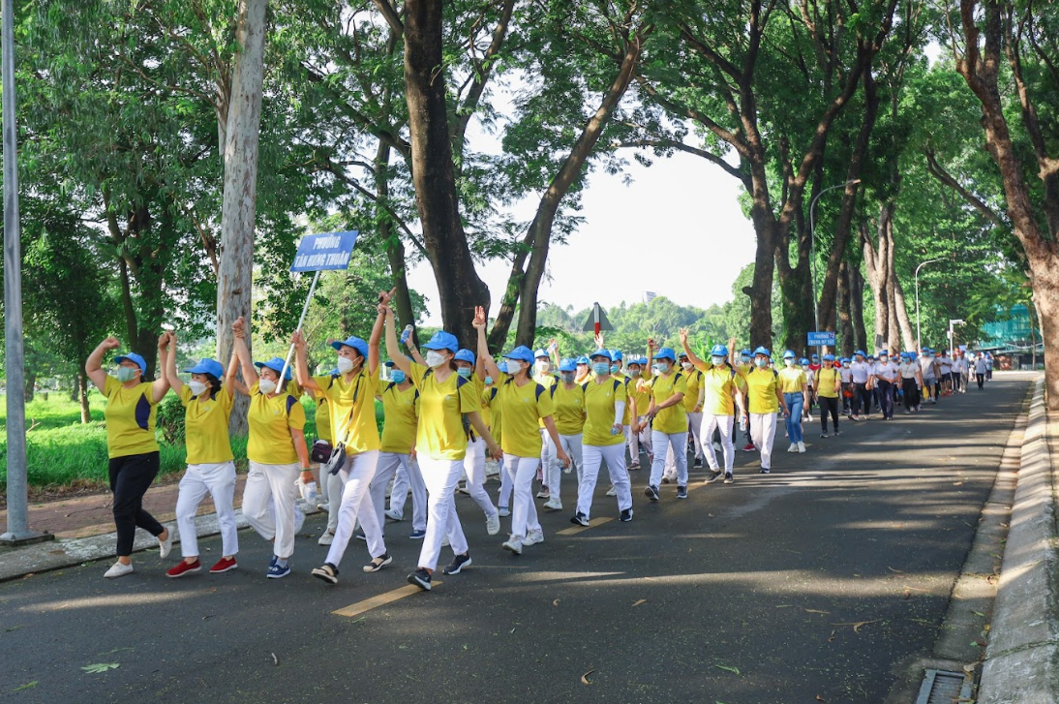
[
  {"xmin": 267, "ymin": 561, "xmax": 291, "ymax": 579},
  {"xmin": 269, "ymin": 555, "xmax": 278, "ymax": 568},
  {"xmin": 409, "ymin": 529, "xmax": 426, "ymax": 540}
]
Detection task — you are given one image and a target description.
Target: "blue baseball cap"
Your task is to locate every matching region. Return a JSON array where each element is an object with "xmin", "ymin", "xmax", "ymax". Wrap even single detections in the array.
[
  {"xmin": 422, "ymin": 331, "xmax": 458, "ymax": 353},
  {"xmin": 114, "ymin": 352, "xmax": 147, "ymax": 375},
  {"xmin": 254, "ymin": 357, "xmax": 292, "ymax": 380},
  {"xmin": 534, "ymin": 348, "xmax": 549, "ymax": 359},
  {"xmin": 454, "ymin": 349, "xmax": 476, "ymax": 365},
  {"xmin": 855, "ymin": 350, "xmax": 866, "ymax": 357},
  {"xmin": 332, "ymin": 336, "xmax": 369, "ymax": 359},
  {"xmin": 878, "ymin": 349, "xmax": 889, "ymax": 356},
  {"xmin": 627, "ymin": 357, "xmax": 643, "ymax": 367},
  {"xmin": 504, "ymin": 346, "xmax": 534, "ymax": 364},
  {"xmin": 184, "ymin": 358, "xmax": 224, "ymax": 378},
  {"xmin": 576, "ymin": 355, "xmax": 590, "ymax": 365},
  {"xmin": 753, "ymin": 346, "xmax": 770, "ymax": 357},
  {"xmin": 783, "ymin": 350, "xmax": 796, "ymax": 359},
  {"xmin": 653, "ymin": 347, "xmax": 676, "ymax": 361},
  {"xmin": 589, "ymin": 349, "xmax": 612, "ymax": 361},
  {"xmin": 800, "ymin": 358, "xmax": 809, "ymax": 365},
  {"xmin": 558, "ymin": 358, "xmax": 577, "ymax": 373},
  {"xmin": 841, "ymin": 357, "xmax": 850, "ymax": 363},
  {"xmin": 823, "ymin": 353, "xmax": 835, "ymax": 361},
  {"xmin": 710, "ymin": 344, "xmax": 728, "ymax": 357},
  {"xmin": 610, "ymin": 350, "xmax": 623, "ymax": 362}
]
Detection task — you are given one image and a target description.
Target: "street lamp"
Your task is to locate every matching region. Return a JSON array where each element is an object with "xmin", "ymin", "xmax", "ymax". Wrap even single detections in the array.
[
  {"xmin": 948, "ymin": 319, "xmax": 966, "ymax": 358},
  {"xmin": 914, "ymin": 258, "xmax": 943, "ymax": 352},
  {"xmin": 809, "ymin": 179, "xmax": 861, "ymax": 353}
]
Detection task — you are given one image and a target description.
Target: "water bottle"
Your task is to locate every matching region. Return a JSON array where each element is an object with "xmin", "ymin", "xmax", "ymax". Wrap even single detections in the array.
[
  {"xmin": 739, "ymin": 416, "xmax": 747, "ymax": 433},
  {"xmin": 400, "ymin": 324, "xmax": 414, "ymax": 344},
  {"xmin": 299, "ymin": 479, "xmax": 318, "ymax": 504},
  {"xmin": 611, "ymin": 426, "xmax": 620, "ymax": 436}
]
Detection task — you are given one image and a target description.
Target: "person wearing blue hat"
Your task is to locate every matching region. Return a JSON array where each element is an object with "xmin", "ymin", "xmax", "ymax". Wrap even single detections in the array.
[
  {"xmin": 531, "ymin": 347, "xmax": 560, "ymax": 502},
  {"xmin": 643, "ymin": 339, "xmax": 689, "ymax": 501},
  {"xmin": 899, "ymin": 351, "xmax": 923, "ymax": 413},
  {"xmin": 815, "ymin": 354, "xmax": 842, "ymax": 438},
  {"xmin": 85, "ymin": 333, "xmax": 174, "ymax": 579},
  {"xmin": 542, "ymin": 358, "xmax": 585, "ymax": 512},
  {"xmin": 477, "ymin": 322, "xmax": 570, "ymax": 557},
  {"xmin": 450, "ymin": 348, "xmax": 503, "ymax": 533},
  {"xmin": 679, "ymin": 333, "xmax": 744, "ymax": 484},
  {"xmin": 838, "ymin": 357, "xmax": 853, "ymax": 416},
  {"xmin": 778, "ymin": 351, "xmax": 809, "ymax": 453},
  {"xmin": 849, "ymin": 350, "xmax": 872, "ymax": 421},
  {"xmin": 872, "ymin": 350, "xmax": 898, "ymax": 420},
  {"xmin": 673, "ymin": 347, "xmax": 705, "ymax": 474},
  {"xmin": 625, "ymin": 356, "xmax": 654, "ymax": 468},
  {"xmin": 161, "ymin": 338, "xmax": 242, "ymax": 578},
  {"xmin": 228, "ymin": 319, "xmax": 312, "ymax": 579},
  {"xmin": 742, "ymin": 346, "xmax": 788, "ymax": 473},
  {"xmin": 381, "ymin": 303, "xmax": 501, "ymax": 591}
]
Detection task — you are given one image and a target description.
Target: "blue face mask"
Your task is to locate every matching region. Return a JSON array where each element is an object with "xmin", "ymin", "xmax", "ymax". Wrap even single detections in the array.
[
  {"xmin": 741, "ymin": 356, "xmax": 751, "ymax": 364},
  {"xmin": 560, "ymin": 372, "xmax": 575, "ymax": 384},
  {"xmin": 456, "ymin": 367, "xmax": 472, "ymax": 378},
  {"xmin": 484, "ymin": 376, "xmax": 493, "ymax": 386},
  {"xmin": 116, "ymin": 366, "xmax": 139, "ymax": 383},
  {"xmin": 592, "ymin": 362, "xmax": 610, "ymax": 376},
  {"xmin": 391, "ymin": 370, "xmax": 406, "ymax": 384},
  {"xmin": 610, "ymin": 364, "xmax": 620, "ymax": 374},
  {"xmin": 755, "ymin": 358, "xmax": 768, "ymax": 368}
]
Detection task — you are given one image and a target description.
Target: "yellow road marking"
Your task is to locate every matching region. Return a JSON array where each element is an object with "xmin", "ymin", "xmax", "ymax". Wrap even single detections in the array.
[
  {"xmin": 557, "ymin": 517, "xmax": 614, "ymax": 535},
  {"xmin": 333, "ymin": 581, "xmax": 441, "ymax": 618}
]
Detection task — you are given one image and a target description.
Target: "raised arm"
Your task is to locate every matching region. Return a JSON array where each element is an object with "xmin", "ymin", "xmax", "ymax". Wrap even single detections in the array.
[
  {"xmin": 369, "ymin": 288, "xmax": 395, "ymax": 375},
  {"xmin": 86, "ymin": 336, "xmax": 120, "ymax": 393},
  {"xmin": 679, "ymin": 328, "xmax": 708, "ymax": 371},
  {"xmin": 474, "ymin": 306, "xmax": 501, "ymax": 381},
  {"xmin": 225, "ymin": 349, "xmax": 244, "ymax": 395},
  {"xmin": 151, "ymin": 333, "xmax": 172, "ymax": 404},
  {"xmin": 382, "ymin": 304, "xmax": 413, "ymax": 375},
  {"xmin": 232, "ymin": 316, "xmax": 258, "ymax": 392},
  {"xmin": 291, "ymin": 330, "xmax": 321, "ymax": 392},
  {"xmin": 164, "ymin": 331, "xmax": 183, "ymax": 394}
]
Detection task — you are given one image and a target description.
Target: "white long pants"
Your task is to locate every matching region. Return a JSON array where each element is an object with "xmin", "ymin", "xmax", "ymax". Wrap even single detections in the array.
[
  {"xmin": 325, "ymin": 451, "xmax": 386, "ymax": 568},
  {"xmin": 497, "ymin": 456, "xmax": 512, "ymax": 510},
  {"xmin": 504, "ymin": 454, "xmax": 543, "ymax": 541},
  {"xmin": 543, "ymin": 433, "xmax": 585, "ymax": 501},
  {"xmin": 649, "ymin": 431, "xmax": 688, "ymax": 488},
  {"xmin": 750, "ymin": 412, "xmax": 778, "ymax": 471},
  {"xmin": 701, "ymin": 414, "xmax": 736, "ymax": 472},
  {"xmin": 417, "ymin": 456, "xmax": 468, "ymax": 571},
  {"xmin": 463, "ymin": 437, "xmax": 498, "ymax": 519},
  {"xmin": 243, "ymin": 461, "xmax": 300, "ymax": 559},
  {"xmin": 538, "ymin": 429, "xmax": 555, "ymax": 488},
  {"xmin": 370, "ymin": 452, "xmax": 405, "ymax": 535},
  {"xmin": 578, "ymin": 444, "xmax": 632, "ymax": 518},
  {"xmin": 325, "ymin": 471, "xmax": 343, "ymax": 532},
  {"xmin": 176, "ymin": 461, "xmax": 238, "ymax": 558},
  {"xmin": 687, "ymin": 411, "xmax": 704, "ymax": 459},
  {"xmin": 627, "ymin": 416, "xmax": 652, "ymax": 466},
  {"xmin": 386, "ymin": 455, "xmax": 428, "ymax": 532}
]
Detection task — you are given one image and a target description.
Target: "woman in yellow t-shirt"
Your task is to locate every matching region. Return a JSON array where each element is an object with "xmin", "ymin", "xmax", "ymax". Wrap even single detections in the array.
[
  {"xmin": 743, "ymin": 347, "xmax": 789, "ymax": 474},
  {"xmin": 778, "ymin": 350, "xmax": 810, "ymax": 454},
  {"xmin": 162, "ymin": 334, "xmax": 241, "ymax": 578},
  {"xmin": 626, "ymin": 356, "xmax": 654, "ymax": 468},
  {"xmin": 815, "ymin": 353, "xmax": 843, "ymax": 438},
  {"xmin": 231, "ymin": 317, "xmax": 311, "ymax": 579},
  {"xmin": 384, "ymin": 301, "xmax": 501, "ymax": 592},
  {"xmin": 479, "ymin": 313, "xmax": 570, "ymax": 558},
  {"xmin": 378, "ymin": 361, "xmax": 427, "ymax": 540},
  {"xmin": 545, "ymin": 358, "xmax": 586, "ymax": 511},
  {"xmin": 452, "ymin": 348, "xmax": 502, "ymax": 535},
  {"xmin": 643, "ymin": 340, "xmax": 688, "ymax": 502},
  {"xmin": 85, "ymin": 334, "xmax": 173, "ymax": 579},
  {"xmin": 571, "ymin": 350, "xmax": 633, "ymax": 525}
]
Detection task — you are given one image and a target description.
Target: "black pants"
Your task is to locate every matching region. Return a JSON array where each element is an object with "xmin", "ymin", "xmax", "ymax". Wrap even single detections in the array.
[
  {"xmin": 877, "ymin": 380, "xmax": 895, "ymax": 419},
  {"xmin": 977, "ymin": 373, "xmax": 985, "ymax": 389},
  {"xmin": 902, "ymin": 378, "xmax": 919, "ymax": 410},
  {"xmin": 109, "ymin": 452, "xmax": 164, "ymax": 557},
  {"xmin": 819, "ymin": 396, "xmax": 839, "ymax": 432},
  {"xmin": 951, "ymin": 371, "xmax": 962, "ymax": 391},
  {"xmin": 853, "ymin": 382, "xmax": 871, "ymax": 416}
]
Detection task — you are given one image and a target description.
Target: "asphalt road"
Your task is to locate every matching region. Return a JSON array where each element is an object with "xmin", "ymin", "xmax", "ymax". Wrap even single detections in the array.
[{"xmin": 0, "ymin": 374, "xmax": 1032, "ymax": 704}]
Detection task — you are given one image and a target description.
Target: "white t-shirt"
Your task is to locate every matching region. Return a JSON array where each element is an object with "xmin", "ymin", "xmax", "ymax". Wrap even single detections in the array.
[
  {"xmin": 920, "ymin": 356, "xmax": 936, "ymax": 379},
  {"xmin": 850, "ymin": 361, "xmax": 871, "ymax": 384},
  {"xmin": 940, "ymin": 357, "xmax": 952, "ymax": 374},
  {"xmin": 874, "ymin": 361, "xmax": 898, "ymax": 383},
  {"xmin": 899, "ymin": 361, "xmax": 918, "ymax": 380},
  {"xmin": 975, "ymin": 358, "xmax": 988, "ymax": 374},
  {"xmin": 839, "ymin": 366, "xmax": 852, "ymax": 383}
]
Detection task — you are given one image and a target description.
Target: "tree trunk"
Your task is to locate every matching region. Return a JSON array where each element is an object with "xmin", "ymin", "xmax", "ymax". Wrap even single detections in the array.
[
  {"xmin": 23, "ymin": 371, "xmax": 36, "ymax": 403},
  {"xmin": 376, "ymin": 142, "xmax": 417, "ymax": 339},
  {"xmin": 743, "ymin": 168, "xmax": 779, "ymax": 349},
  {"xmin": 402, "ymin": 0, "xmax": 490, "ymax": 349},
  {"xmin": 118, "ymin": 257, "xmax": 138, "ymax": 354},
  {"xmin": 862, "ymin": 212, "xmax": 892, "ymax": 353},
  {"xmin": 892, "ymin": 273, "xmax": 916, "ymax": 351},
  {"xmin": 216, "ymin": 0, "xmax": 268, "ymax": 436},
  {"xmin": 837, "ymin": 259, "xmax": 854, "ymax": 357},
  {"xmin": 850, "ymin": 264, "xmax": 868, "ymax": 353},
  {"xmin": 77, "ymin": 371, "xmax": 91, "ymax": 423},
  {"xmin": 512, "ymin": 30, "xmax": 646, "ymax": 347}
]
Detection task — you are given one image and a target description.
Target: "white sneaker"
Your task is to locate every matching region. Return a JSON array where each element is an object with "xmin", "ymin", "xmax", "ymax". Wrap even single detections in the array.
[
  {"xmin": 502, "ymin": 537, "xmax": 523, "ymax": 555},
  {"xmin": 158, "ymin": 526, "xmax": 174, "ymax": 559},
  {"xmin": 486, "ymin": 513, "xmax": 501, "ymax": 536},
  {"xmin": 317, "ymin": 529, "xmax": 335, "ymax": 546},
  {"xmin": 606, "ymin": 486, "xmax": 617, "ymax": 497},
  {"xmin": 104, "ymin": 561, "xmax": 134, "ymax": 579},
  {"xmin": 536, "ymin": 490, "xmax": 550, "ymax": 499},
  {"xmin": 543, "ymin": 498, "xmax": 562, "ymax": 511},
  {"xmin": 787, "ymin": 443, "xmax": 798, "ymax": 453},
  {"xmin": 525, "ymin": 530, "xmax": 544, "ymax": 546},
  {"xmin": 497, "ymin": 506, "xmax": 511, "ymax": 518},
  {"xmin": 384, "ymin": 509, "xmax": 404, "ymax": 522},
  {"xmin": 797, "ymin": 442, "xmax": 806, "ymax": 453}
]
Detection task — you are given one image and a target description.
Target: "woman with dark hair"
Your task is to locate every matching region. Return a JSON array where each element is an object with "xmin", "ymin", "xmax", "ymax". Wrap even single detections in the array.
[
  {"xmin": 85, "ymin": 333, "xmax": 173, "ymax": 579},
  {"xmin": 161, "ymin": 333, "xmax": 241, "ymax": 577}
]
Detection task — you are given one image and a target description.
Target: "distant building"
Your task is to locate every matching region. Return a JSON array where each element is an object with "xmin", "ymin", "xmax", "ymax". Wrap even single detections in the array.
[
  {"xmin": 978, "ymin": 304, "xmax": 1043, "ymax": 369},
  {"xmin": 644, "ymin": 291, "xmax": 657, "ymax": 303}
]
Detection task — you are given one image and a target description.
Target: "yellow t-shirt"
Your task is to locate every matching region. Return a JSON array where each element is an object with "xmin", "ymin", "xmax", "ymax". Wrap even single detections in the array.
[
  {"xmin": 179, "ymin": 385, "xmax": 234, "ymax": 465},
  {"xmin": 478, "ymin": 378, "xmax": 493, "ymax": 428},
  {"xmin": 408, "ymin": 362, "xmax": 481, "ymax": 461},
  {"xmin": 648, "ymin": 372, "xmax": 689, "ymax": 435},
  {"xmin": 313, "ymin": 370, "xmax": 380, "ymax": 455},
  {"xmin": 700, "ymin": 366, "xmax": 739, "ymax": 416},
  {"xmin": 550, "ymin": 383, "xmax": 586, "ymax": 435},
  {"xmin": 582, "ymin": 377, "xmax": 627, "ymax": 446},
  {"xmin": 496, "ymin": 376, "xmax": 555, "ymax": 458},
  {"xmin": 534, "ymin": 373, "xmax": 558, "ymax": 429},
  {"xmin": 246, "ymin": 382, "xmax": 306, "ymax": 465},
  {"xmin": 485, "ymin": 386, "xmax": 501, "ymax": 445},
  {"xmin": 682, "ymin": 368, "xmax": 703, "ymax": 412},
  {"xmin": 628, "ymin": 375, "xmax": 652, "ymax": 420},
  {"xmin": 103, "ymin": 376, "xmax": 161, "ymax": 459},
  {"xmin": 778, "ymin": 368, "xmax": 808, "ymax": 394},
  {"xmin": 379, "ymin": 381, "xmax": 419, "ymax": 454},
  {"xmin": 313, "ymin": 389, "xmax": 333, "ymax": 444},
  {"xmin": 744, "ymin": 368, "xmax": 780, "ymax": 413},
  {"xmin": 816, "ymin": 368, "xmax": 841, "ymax": 398}
]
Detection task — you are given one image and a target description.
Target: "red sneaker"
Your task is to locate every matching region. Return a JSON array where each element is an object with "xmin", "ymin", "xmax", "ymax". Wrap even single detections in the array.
[
  {"xmin": 166, "ymin": 559, "xmax": 202, "ymax": 578},
  {"xmin": 209, "ymin": 557, "xmax": 238, "ymax": 574},
  {"xmin": 742, "ymin": 443, "xmax": 756, "ymax": 452}
]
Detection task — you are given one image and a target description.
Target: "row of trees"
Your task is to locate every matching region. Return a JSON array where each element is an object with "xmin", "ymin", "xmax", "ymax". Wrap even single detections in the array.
[{"xmin": 1, "ymin": 0, "xmax": 1056, "ymax": 412}]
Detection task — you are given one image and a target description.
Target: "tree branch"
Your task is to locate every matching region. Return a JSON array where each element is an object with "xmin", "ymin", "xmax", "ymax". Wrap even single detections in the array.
[{"xmin": 924, "ymin": 148, "xmax": 1006, "ymax": 227}]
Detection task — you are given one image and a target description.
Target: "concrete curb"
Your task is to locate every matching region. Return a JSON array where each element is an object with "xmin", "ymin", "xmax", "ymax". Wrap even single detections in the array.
[
  {"xmin": 978, "ymin": 377, "xmax": 1059, "ymax": 703},
  {"xmin": 0, "ymin": 499, "xmax": 322, "ymax": 583}
]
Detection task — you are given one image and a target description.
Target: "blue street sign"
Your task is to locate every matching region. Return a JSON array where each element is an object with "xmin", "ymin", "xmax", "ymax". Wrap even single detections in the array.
[
  {"xmin": 290, "ymin": 231, "xmax": 359, "ymax": 272},
  {"xmin": 807, "ymin": 331, "xmax": 836, "ymax": 347}
]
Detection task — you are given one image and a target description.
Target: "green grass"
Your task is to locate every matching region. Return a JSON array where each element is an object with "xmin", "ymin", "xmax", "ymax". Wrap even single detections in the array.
[{"xmin": 0, "ymin": 390, "xmax": 380, "ymax": 490}]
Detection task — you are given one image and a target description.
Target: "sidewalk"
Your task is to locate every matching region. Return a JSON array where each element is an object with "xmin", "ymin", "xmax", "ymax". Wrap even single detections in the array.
[{"xmin": 977, "ymin": 377, "xmax": 1059, "ymax": 703}]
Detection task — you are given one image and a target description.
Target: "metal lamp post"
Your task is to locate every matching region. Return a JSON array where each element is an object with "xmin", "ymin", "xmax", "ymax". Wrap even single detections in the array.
[
  {"xmin": 948, "ymin": 319, "xmax": 966, "ymax": 358},
  {"xmin": 809, "ymin": 179, "xmax": 861, "ymax": 354},
  {"xmin": 914, "ymin": 258, "xmax": 943, "ymax": 352}
]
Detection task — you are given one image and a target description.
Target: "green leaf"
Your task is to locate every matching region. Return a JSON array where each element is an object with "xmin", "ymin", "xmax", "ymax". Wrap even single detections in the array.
[
  {"xmin": 12, "ymin": 681, "xmax": 38, "ymax": 692},
  {"xmin": 714, "ymin": 664, "xmax": 740, "ymax": 675},
  {"xmin": 81, "ymin": 663, "xmax": 120, "ymax": 674}
]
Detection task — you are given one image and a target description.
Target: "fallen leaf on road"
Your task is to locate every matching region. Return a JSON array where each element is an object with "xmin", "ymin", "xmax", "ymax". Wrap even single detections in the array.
[
  {"xmin": 887, "ymin": 566, "xmax": 904, "ymax": 574},
  {"xmin": 632, "ymin": 599, "xmax": 647, "ymax": 607},
  {"xmin": 816, "ymin": 696, "xmax": 826, "ymax": 702},
  {"xmin": 581, "ymin": 669, "xmax": 595, "ymax": 685},
  {"xmin": 963, "ymin": 663, "xmax": 976, "ymax": 674},
  {"xmin": 553, "ymin": 599, "xmax": 560, "ymax": 607},
  {"xmin": 11, "ymin": 682, "xmax": 37, "ymax": 692},
  {"xmin": 714, "ymin": 664, "xmax": 740, "ymax": 675},
  {"xmin": 827, "ymin": 630, "xmax": 836, "ymax": 642},
  {"xmin": 832, "ymin": 620, "xmax": 880, "ymax": 633},
  {"xmin": 902, "ymin": 590, "xmax": 912, "ymax": 600},
  {"xmin": 953, "ymin": 482, "xmax": 963, "ymax": 486},
  {"xmin": 804, "ymin": 609, "xmax": 830, "ymax": 615},
  {"xmin": 972, "ymin": 610, "xmax": 986, "ymax": 617},
  {"xmin": 271, "ymin": 652, "xmax": 279, "ymax": 666},
  {"xmin": 81, "ymin": 663, "xmax": 120, "ymax": 674}
]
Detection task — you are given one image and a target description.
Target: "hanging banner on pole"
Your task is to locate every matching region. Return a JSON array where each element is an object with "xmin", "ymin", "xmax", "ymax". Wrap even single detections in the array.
[{"xmin": 290, "ymin": 230, "xmax": 359, "ymax": 272}]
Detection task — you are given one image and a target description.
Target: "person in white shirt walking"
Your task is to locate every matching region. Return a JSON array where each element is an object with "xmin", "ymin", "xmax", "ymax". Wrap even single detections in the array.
[
  {"xmin": 974, "ymin": 353, "xmax": 989, "ymax": 389},
  {"xmin": 849, "ymin": 351, "xmax": 873, "ymax": 421},
  {"xmin": 873, "ymin": 350, "xmax": 898, "ymax": 420}
]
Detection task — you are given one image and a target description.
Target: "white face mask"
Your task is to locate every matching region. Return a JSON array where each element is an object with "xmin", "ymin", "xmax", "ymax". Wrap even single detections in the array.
[
  {"xmin": 336, "ymin": 356, "xmax": 356, "ymax": 374},
  {"xmin": 711, "ymin": 357, "xmax": 725, "ymax": 367},
  {"xmin": 504, "ymin": 360, "xmax": 523, "ymax": 375},
  {"xmin": 536, "ymin": 360, "xmax": 551, "ymax": 373},
  {"xmin": 425, "ymin": 350, "xmax": 447, "ymax": 368},
  {"xmin": 681, "ymin": 361, "xmax": 693, "ymax": 370},
  {"xmin": 258, "ymin": 378, "xmax": 277, "ymax": 394},
  {"xmin": 188, "ymin": 380, "xmax": 208, "ymax": 396}
]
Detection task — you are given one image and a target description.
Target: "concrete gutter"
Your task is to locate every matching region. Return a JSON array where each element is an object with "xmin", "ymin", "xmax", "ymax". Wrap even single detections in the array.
[{"xmin": 978, "ymin": 377, "xmax": 1059, "ymax": 703}]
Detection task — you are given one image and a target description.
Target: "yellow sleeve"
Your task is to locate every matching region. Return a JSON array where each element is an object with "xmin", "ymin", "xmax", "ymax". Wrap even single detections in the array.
[
  {"xmin": 458, "ymin": 378, "xmax": 481, "ymax": 414},
  {"xmin": 178, "ymin": 384, "xmax": 194, "ymax": 407},
  {"xmin": 287, "ymin": 397, "xmax": 306, "ymax": 431},
  {"xmin": 674, "ymin": 374, "xmax": 689, "ymax": 395},
  {"xmin": 536, "ymin": 385, "xmax": 555, "ymax": 418}
]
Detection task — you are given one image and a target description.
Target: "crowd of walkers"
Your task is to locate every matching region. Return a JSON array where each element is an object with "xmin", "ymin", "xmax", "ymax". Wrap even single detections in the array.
[{"xmin": 86, "ymin": 293, "xmax": 994, "ymax": 589}]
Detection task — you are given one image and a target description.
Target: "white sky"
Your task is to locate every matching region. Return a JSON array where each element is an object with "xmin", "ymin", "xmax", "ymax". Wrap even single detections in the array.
[{"xmin": 406, "ymin": 149, "xmax": 758, "ymax": 325}]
